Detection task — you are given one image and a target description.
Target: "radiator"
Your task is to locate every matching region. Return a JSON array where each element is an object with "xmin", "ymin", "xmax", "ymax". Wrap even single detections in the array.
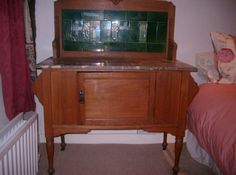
[{"xmin": 0, "ymin": 112, "xmax": 38, "ymax": 175}]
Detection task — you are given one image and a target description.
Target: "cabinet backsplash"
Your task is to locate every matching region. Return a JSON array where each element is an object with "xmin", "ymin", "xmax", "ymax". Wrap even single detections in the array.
[{"xmin": 62, "ymin": 10, "xmax": 168, "ymax": 52}]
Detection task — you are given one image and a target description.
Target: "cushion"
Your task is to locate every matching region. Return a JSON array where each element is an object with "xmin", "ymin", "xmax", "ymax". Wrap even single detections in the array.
[
  {"xmin": 210, "ymin": 32, "xmax": 236, "ymax": 84},
  {"xmin": 195, "ymin": 52, "xmax": 219, "ymax": 83},
  {"xmin": 230, "ymin": 35, "xmax": 236, "ymax": 46}
]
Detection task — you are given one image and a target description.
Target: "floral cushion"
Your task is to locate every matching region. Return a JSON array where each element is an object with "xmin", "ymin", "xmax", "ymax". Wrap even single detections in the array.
[
  {"xmin": 210, "ymin": 32, "xmax": 236, "ymax": 84},
  {"xmin": 231, "ymin": 35, "xmax": 236, "ymax": 46},
  {"xmin": 195, "ymin": 52, "xmax": 219, "ymax": 83}
]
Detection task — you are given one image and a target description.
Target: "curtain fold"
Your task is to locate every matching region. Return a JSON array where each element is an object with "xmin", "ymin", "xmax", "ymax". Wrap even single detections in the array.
[{"xmin": 0, "ymin": 0, "xmax": 35, "ymax": 120}]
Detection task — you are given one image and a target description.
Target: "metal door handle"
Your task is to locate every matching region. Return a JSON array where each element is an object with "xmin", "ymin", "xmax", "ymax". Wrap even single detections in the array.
[{"xmin": 79, "ymin": 90, "xmax": 85, "ymax": 104}]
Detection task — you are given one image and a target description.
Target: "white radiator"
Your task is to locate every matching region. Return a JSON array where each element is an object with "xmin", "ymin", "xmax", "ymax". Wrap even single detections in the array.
[{"xmin": 0, "ymin": 112, "xmax": 38, "ymax": 175}]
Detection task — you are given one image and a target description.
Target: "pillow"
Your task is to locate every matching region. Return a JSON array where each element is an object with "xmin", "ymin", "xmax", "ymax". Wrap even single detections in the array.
[
  {"xmin": 195, "ymin": 52, "xmax": 219, "ymax": 83},
  {"xmin": 210, "ymin": 32, "xmax": 236, "ymax": 84},
  {"xmin": 230, "ymin": 35, "xmax": 236, "ymax": 46}
]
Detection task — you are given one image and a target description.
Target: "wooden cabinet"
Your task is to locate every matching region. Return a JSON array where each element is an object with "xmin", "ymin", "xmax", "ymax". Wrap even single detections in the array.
[
  {"xmin": 34, "ymin": 0, "xmax": 199, "ymax": 174},
  {"xmin": 40, "ymin": 70, "xmax": 192, "ymax": 129},
  {"xmin": 35, "ymin": 68, "xmax": 197, "ymax": 175}
]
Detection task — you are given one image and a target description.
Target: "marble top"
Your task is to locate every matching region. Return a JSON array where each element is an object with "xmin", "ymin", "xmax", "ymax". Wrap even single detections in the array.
[{"xmin": 36, "ymin": 57, "xmax": 197, "ymax": 72}]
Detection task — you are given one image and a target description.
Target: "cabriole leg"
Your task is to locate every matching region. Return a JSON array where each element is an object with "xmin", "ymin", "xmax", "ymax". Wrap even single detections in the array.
[
  {"xmin": 60, "ymin": 134, "xmax": 66, "ymax": 151},
  {"xmin": 46, "ymin": 137, "xmax": 55, "ymax": 175},
  {"xmin": 172, "ymin": 136, "xmax": 183, "ymax": 175},
  {"xmin": 162, "ymin": 132, "xmax": 168, "ymax": 150}
]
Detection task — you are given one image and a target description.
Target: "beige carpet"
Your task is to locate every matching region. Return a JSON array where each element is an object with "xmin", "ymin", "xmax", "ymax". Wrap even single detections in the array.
[{"xmin": 38, "ymin": 143, "xmax": 214, "ymax": 175}]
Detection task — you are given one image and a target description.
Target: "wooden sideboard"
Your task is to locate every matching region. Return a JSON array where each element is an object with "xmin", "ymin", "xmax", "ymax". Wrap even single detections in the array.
[{"xmin": 34, "ymin": 0, "xmax": 199, "ymax": 174}]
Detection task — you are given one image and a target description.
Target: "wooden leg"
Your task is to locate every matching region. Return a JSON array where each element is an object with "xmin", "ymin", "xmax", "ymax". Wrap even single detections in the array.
[
  {"xmin": 46, "ymin": 137, "xmax": 55, "ymax": 175},
  {"xmin": 162, "ymin": 132, "xmax": 168, "ymax": 150},
  {"xmin": 172, "ymin": 136, "xmax": 183, "ymax": 175},
  {"xmin": 60, "ymin": 134, "xmax": 66, "ymax": 151}
]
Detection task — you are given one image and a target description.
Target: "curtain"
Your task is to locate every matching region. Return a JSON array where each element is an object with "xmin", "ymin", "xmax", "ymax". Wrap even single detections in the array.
[
  {"xmin": 0, "ymin": 0, "xmax": 35, "ymax": 120},
  {"xmin": 24, "ymin": 0, "xmax": 36, "ymax": 81}
]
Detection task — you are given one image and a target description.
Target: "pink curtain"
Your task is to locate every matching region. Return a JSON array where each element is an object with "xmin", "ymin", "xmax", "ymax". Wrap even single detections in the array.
[{"xmin": 0, "ymin": 0, "xmax": 35, "ymax": 120}]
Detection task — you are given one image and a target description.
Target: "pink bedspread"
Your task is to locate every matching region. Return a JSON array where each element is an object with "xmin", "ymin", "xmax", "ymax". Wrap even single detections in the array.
[{"xmin": 187, "ymin": 83, "xmax": 236, "ymax": 175}]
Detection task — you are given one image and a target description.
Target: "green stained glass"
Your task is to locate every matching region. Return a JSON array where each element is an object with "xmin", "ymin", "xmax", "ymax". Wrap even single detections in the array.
[{"xmin": 62, "ymin": 10, "xmax": 168, "ymax": 53}]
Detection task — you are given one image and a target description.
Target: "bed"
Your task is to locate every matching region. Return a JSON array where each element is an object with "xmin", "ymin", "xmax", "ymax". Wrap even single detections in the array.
[
  {"xmin": 186, "ymin": 32, "xmax": 236, "ymax": 175},
  {"xmin": 186, "ymin": 83, "xmax": 236, "ymax": 175}
]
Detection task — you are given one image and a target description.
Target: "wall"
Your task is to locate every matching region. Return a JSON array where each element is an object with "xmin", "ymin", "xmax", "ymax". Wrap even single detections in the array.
[
  {"xmin": 172, "ymin": 0, "xmax": 236, "ymax": 63},
  {"xmin": 171, "ymin": 0, "xmax": 236, "ymax": 84},
  {"xmin": 33, "ymin": 0, "xmax": 236, "ymax": 143},
  {"xmin": 0, "ymin": 75, "xmax": 9, "ymax": 130}
]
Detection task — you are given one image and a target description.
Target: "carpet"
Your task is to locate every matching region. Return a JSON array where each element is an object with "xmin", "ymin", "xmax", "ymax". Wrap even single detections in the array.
[{"xmin": 38, "ymin": 143, "xmax": 213, "ymax": 175}]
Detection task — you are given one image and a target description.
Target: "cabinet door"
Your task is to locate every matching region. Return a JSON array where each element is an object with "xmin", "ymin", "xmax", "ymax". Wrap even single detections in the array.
[
  {"xmin": 78, "ymin": 72, "xmax": 155, "ymax": 125},
  {"xmin": 154, "ymin": 71, "xmax": 182, "ymax": 126},
  {"xmin": 51, "ymin": 70, "xmax": 81, "ymax": 125}
]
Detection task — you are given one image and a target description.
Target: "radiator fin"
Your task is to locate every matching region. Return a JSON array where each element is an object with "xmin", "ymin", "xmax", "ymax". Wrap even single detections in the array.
[{"xmin": 0, "ymin": 112, "xmax": 38, "ymax": 175}]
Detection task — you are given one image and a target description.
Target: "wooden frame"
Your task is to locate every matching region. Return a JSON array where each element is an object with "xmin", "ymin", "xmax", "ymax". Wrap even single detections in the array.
[{"xmin": 53, "ymin": 0, "xmax": 176, "ymax": 60}]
